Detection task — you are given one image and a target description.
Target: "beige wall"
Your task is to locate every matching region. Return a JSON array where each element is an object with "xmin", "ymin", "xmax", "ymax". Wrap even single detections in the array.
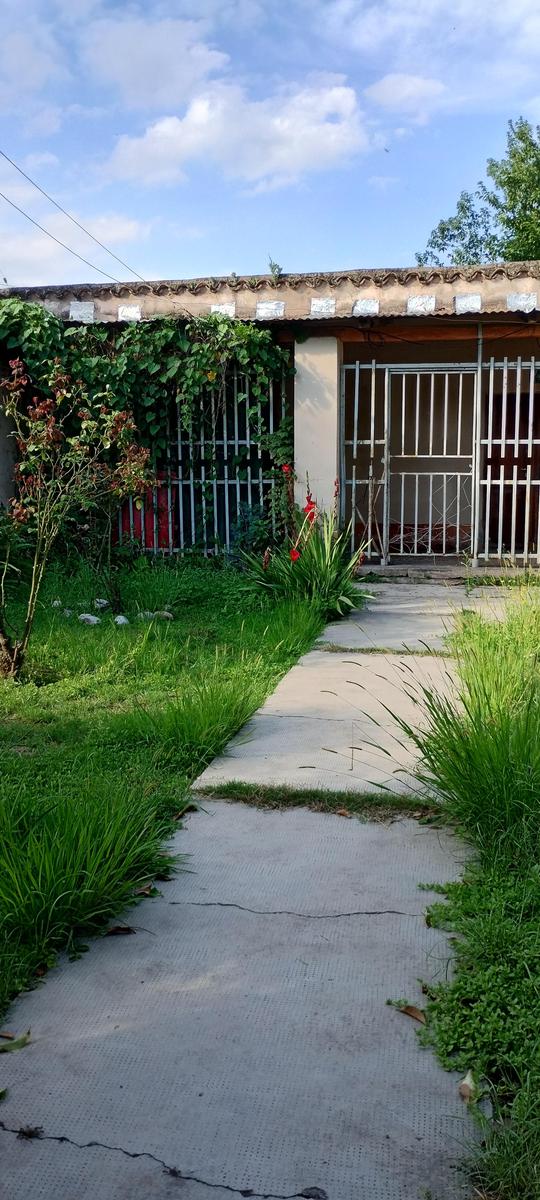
[{"xmin": 294, "ymin": 337, "xmax": 341, "ymax": 512}]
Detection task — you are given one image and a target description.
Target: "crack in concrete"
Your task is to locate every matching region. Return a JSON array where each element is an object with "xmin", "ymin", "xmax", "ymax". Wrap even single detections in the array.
[
  {"xmin": 170, "ymin": 901, "xmax": 418, "ymax": 918},
  {"xmin": 0, "ymin": 1122, "xmax": 327, "ymax": 1200}
]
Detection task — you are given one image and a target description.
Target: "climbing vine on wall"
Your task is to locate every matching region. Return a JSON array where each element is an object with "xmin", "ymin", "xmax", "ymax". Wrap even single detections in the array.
[{"xmin": 0, "ymin": 300, "xmax": 292, "ymax": 459}]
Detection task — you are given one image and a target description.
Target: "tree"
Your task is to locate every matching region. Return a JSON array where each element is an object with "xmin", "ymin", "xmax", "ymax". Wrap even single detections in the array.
[
  {"xmin": 0, "ymin": 359, "xmax": 152, "ymax": 678},
  {"xmin": 417, "ymin": 118, "xmax": 540, "ymax": 266}
]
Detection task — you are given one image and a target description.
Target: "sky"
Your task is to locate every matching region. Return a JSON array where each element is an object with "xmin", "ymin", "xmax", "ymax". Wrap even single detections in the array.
[{"xmin": 1, "ymin": 0, "xmax": 540, "ymax": 286}]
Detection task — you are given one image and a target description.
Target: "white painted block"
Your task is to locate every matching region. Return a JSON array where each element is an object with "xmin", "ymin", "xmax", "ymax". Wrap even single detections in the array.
[
  {"xmin": 211, "ymin": 303, "xmax": 236, "ymax": 317},
  {"xmin": 507, "ymin": 291, "xmax": 537, "ymax": 313},
  {"xmin": 118, "ymin": 304, "xmax": 141, "ymax": 322},
  {"xmin": 407, "ymin": 294, "xmax": 436, "ymax": 315},
  {"xmin": 310, "ymin": 297, "xmax": 336, "ymax": 317},
  {"xmin": 352, "ymin": 297, "xmax": 379, "ymax": 317},
  {"xmin": 69, "ymin": 301, "xmax": 94, "ymax": 323},
  {"xmin": 255, "ymin": 300, "xmax": 285, "ymax": 319},
  {"xmin": 454, "ymin": 293, "xmax": 482, "ymax": 314}
]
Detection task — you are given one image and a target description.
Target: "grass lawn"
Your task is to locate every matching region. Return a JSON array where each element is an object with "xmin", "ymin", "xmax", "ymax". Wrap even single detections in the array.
[
  {"xmin": 405, "ymin": 593, "xmax": 540, "ymax": 1200},
  {"xmin": 0, "ymin": 558, "xmax": 323, "ymax": 1020}
]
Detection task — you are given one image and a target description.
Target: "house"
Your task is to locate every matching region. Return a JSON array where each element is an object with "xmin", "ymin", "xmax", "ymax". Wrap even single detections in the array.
[{"xmin": 4, "ymin": 260, "xmax": 540, "ymax": 566}]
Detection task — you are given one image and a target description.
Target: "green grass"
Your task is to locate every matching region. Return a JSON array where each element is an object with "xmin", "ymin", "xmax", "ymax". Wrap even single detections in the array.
[
  {"xmin": 0, "ymin": 559, "xmax": 324, "ymax": 1019},
  {"xmin": 404, "ymin": 593, "xmax": 540, "ymax": 1199},
  {"xmin": 195, "ymin": 780, "xmax": 436, "ymax": 818}
]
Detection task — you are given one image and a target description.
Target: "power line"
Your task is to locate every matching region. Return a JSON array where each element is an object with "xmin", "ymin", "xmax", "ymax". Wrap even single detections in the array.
[
  {"xmin": 0, "ymin": 149, "xmax": 147, "ymax": 282},
  {"xmin": 0, "ymin": 187, "xmax": 123, "ymax": 284}
]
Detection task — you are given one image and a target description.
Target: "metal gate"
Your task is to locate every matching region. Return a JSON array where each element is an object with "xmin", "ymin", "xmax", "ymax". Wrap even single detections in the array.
[{"xmin": 341, "ymin": 357, "xmax": 540, "ymax": 565}]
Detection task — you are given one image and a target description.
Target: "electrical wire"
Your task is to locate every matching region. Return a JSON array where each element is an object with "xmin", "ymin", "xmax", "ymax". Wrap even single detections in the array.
[
  {"xmin": 0, "ymin": 149, "xmax": 147, "ymax": 282},
  {"xmin": 0, "ymin": 187, "xmax": 123, "ymax": 284}
]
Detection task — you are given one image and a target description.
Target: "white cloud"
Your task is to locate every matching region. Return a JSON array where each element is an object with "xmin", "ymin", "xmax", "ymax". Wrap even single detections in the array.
[
  {"xmin": 0, "ymin": 209, "xmax": 150, "ymax": 287},
  {"xmin": 106, "ymin": 80, "xmax": 368, "ymax": 188},
  {"xmin": 368, "ymin": 174, "xmax": 399, "ymax": 191},
  {"xmin": 23, "ymin": 152, "xmax": 60, "ymax": 171},
  {"xmin": 365, "ymin": 74, "xmax": 446, "ymax": 122},
  {"xmin": 83, "ymin": 17, "xmax": 228, "ymax": 109}
]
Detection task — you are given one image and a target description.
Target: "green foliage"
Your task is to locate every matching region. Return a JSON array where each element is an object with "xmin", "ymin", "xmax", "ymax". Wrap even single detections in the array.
[
  {"xmin": 417, "ymin": 118, "xmax": 540, "ymax": 265},
  {"xmin": 241, "ymin": 509, "xmax": 366, "ymax": 620},
  {"xmin": 403, "ymin": 594, "xmax": 540, "ymax": 1198},
  {"xmin": 0, "ymin": 560, "xmax": 322, "ymax": 1017},
  {"xmin": 0, "ymin": 301, "xmax": 291, "ymax": 459}
]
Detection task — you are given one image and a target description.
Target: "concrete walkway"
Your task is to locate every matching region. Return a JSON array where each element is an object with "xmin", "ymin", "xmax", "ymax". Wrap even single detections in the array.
[
  {"xmin": 198, "ymin": 583, "xmax": 511, "ymax": 795},
  {"xmin": 0, "ymin": 583, "xmax": 487, "ymax": 1199}
]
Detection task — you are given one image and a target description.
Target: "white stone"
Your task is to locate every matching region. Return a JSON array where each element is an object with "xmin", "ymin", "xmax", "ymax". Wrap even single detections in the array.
[
  {"xmin": 310, "ymin": 297, "xmax": 336, "ymax": 317},
  {"xmin": 63, "ymin": 609, "xmax": 73, "ymax": 618},
  {"xmin": 114, "ymin": 614, "xmax": 130, "ymax": 625},
  {"xmin": 454, "ymin": 293, "xmax": 482, "ymax": 314},
  {"xmin": 406, "ymin": 294, "xmax": 436, "ymax": 315},
  {"xmin": 352, "ymin": 297, "xmax": 379, "ymax": 317},
  {"xmin": 69, "ymin": 301, "xmax": 94, "ymax": 324},
  {"xmin": 211, "ymin": 303, "xmax": 235, "ymax": 317},
  {"xmin": 118, "ymin": 304, "xmax": 141, "ymax": 322},
  {"xmin": 155, "ymin": 610, "xmax": 174, "ymax": 620},
  {"xmin": 94, "ymin": 598, "xmax": 109, "ymax": 610},
  {"xmin": 507, "ymin": 291, "xmax": 538, "ymax": 313},
  {"xmin": 255, "ymin": 300, "xmax": 285, "ymax": 319},
  {"xmin": 79, "ymin": 613, "xmax": 101, "ymax": 625},
  {"xmin": 137, "ymin": 610, "xmax": 156, "ymax": 620},
  {"xmin": 51, "ymin": 598, "xmax": 62, "ymax": 608}
]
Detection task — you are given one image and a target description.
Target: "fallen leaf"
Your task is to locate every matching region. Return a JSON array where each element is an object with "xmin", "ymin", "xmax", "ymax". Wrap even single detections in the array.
[
  {"xmin": 335, "ymin": 808, "xmax": 352, "ymax": 818},
  {"xmin": 134, "ymin": 884, "xmax": 153, "ymax": 897},
  {"xmin": 0, "ymin": 1089, "xmax": 8, "ymax": 1102},
  {"xmin": 458, "ymin": 1069, "xmax": 476, "ymax": 1102},
  {"xmin": 0, "ymin": 1031, "xmax": 15, "ymax": 1041},
  {"xmin": 105, "ymin": 925, "xmax": 136, "ymax": 937},
  {"xmin": 0, "ymin": 1030, "xmax": 31, "ymax": 1054},
  {"xmin": 398, "ymin": 1004, "xmax": 427, "ymax": 1025}
]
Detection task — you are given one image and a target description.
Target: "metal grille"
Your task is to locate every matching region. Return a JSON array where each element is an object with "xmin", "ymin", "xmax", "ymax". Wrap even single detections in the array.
[
  {"xmin": 341, "ymin": 357, "xmax": 540, "ymax": 564},
  {"xmin": 117, "ymin": 369, "xmax": 288, "ymax": 553}
]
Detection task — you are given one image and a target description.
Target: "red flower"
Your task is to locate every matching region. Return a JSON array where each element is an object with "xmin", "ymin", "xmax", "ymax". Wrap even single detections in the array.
[
  {"xmin": 290, "ymin": 547, "xmax": 301, "ymax": 562},
  {"xmin": 282, "ymin": 464, "xmax": 291, "ymax": 474},
  {"xmin": 303, "ymin": 494, "xmax": 316, "ymax": 524}
]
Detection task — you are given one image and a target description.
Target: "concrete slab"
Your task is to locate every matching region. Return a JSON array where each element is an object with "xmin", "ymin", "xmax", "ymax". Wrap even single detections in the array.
[
  {"xmin": 0, "ymin": 802, "xmax": 470, "ymax": 1200},
  {"xmin": 197, "ymin": 652, "xmax": 453, "ymax": 794},
  {"xmin": 320, "ymin": 583, "xmax": 513, "ymax": 651}
]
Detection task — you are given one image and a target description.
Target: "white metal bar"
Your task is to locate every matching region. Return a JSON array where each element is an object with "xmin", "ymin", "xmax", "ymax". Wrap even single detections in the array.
[
  {"xmin": 211, "ymin": 390, "xmax": 219, "ymax": 551},
  {"xmin": 429, "ymin": 373, "xmax": 434, "ymax": 456},
  {"xmin": 415, "ymin": 373, "xmax": 420, "ymax": 456},
  {"xmin": 456, "ymin": 474, "xmax": 461, "ymax": 553},
  {"xmin": 510, "ymin": 358, "xmax": 521, "ymax": 561},
  {"xmin": 442, "ymin": 473, "xmax": 447, "ymax": 554},
  {"xmin": 443, "ymin": 373, "xmax": 449, "ymax": 456},
  {"xmin": 257, "ymin": 398, "xmax": 264, "ymax": 511},
  {"xmin": 188, "ymin": 417, "xmax": 196, "ymax": 547},
  {"xmin": 428, "ymin": 475, "xmax": 433, "ymax": 553},
  {"xmin": 382, "ymin": 368, "xmax": 391, "ymax": 564},
  {"xmin": 353, "ymin": 360, "xmax": 360, "ymax": 459},
  {"xmin": 166, "ymin": 412, "xmax": 173, "ymax": 553},
  {"xmin": 497, "ymin": 358, "xmax": 508, "ymax": 559},
  {"xmin": 245, "ymin": 376, "xmax": 253, "ymax": 510},
  {"xmin": 233, "ymin": 368, "xmax": 241, "ymax": 522},
  {"xmin": 351, "ymin": 464, "xmax": 357, "ymax": 553},
  {"xmin": 222, "ymin": 387, "xmax": 231, "ymax": 550},
  {"xmin": 200, "ymin": 394, "xmax": 208, "ymax": 552},
  {"xmin": 401, "ymin": 374, "xmax": 406, "ymax": 456},
  {"xmin": 400, "ymin": 474, "xmax": 404, "ymax": 554},
  {"xmin": 176, "ymin": 410, "xmax": 185, "ymax": 551},
  {"xmin": 268, "ymin": 378, "xmax": 276, "ymax": 537},
  {"xmin": 484, "ymin": 357, "xmax": 494, "ymax": 559},
  {"xmin": 456, "ymin": 372, "xmax": 463, "ymax": 456},
  {"xmin": 471, "ymin": 324, "xmax": 483, "ymax": 565},
  {"xmin": 413, "ymin": 473, "xmax": 419, "ymax": 554},
  {"xmin": 524, "ymin": 357, "xmax": 534, "ymax": 564},
  {"xmin": 370, "ymin": 359, "xmax": 376, "ymax": 459}
]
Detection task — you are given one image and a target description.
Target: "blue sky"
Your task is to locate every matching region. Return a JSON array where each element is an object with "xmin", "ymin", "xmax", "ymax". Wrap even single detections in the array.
[{"xmin": 1, "ymin": 0, "xmax": 539, "ymax": 286}]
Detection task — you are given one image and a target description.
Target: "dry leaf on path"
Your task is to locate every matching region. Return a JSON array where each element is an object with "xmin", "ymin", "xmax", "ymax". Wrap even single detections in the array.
[
  {"xmin": 398, "ymin": 1004, "xmax": 427, "ymax": 1025},
  {"xmin": 0, "ymin": 1032, "xmax": 15, "ymax": 1041},
  {"xmin": 335, "ymin": 808, "xmax": 353, "ymax": 818},
  {"xmin": 458, "ymin": 1070, "xmax": 476, "ymax": 1102},
  {"xmin": 105, "ymin": 925, "xmax": 136, "ymax": 936}
]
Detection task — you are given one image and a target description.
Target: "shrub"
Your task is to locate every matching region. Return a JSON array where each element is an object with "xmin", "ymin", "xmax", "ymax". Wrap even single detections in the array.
[{"xmin": 241, "ymin": 505, "xmax": 366, "ymax": 620}]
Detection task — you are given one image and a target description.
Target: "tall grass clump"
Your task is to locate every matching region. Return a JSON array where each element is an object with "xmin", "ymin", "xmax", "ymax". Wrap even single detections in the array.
[
  {"xmin": 241, "ymin": 510, "xmax": 366, "ymax": 620},
  {"xmin": 404, "ymin": 592, "xmax": 540, "ymax": 1199}
]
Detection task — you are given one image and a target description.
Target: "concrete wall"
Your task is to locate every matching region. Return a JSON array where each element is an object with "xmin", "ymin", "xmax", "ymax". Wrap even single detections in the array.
[{"xmin": 293, "ymin": 337, "xmax": 341, "ymax": 512}]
